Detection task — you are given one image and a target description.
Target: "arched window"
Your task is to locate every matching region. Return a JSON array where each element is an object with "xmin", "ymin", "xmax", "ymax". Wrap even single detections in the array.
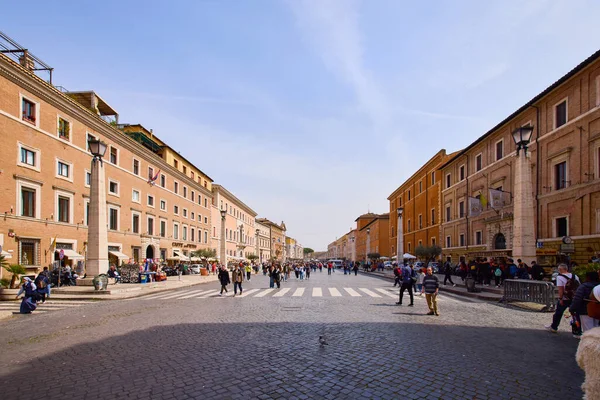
[{"xmin": 494, "ymin": 233, "xmax": 506, "ymax": 250}]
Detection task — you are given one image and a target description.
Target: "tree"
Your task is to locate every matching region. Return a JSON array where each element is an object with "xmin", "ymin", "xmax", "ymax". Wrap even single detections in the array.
[
  {"xmin": 367, "ymin": 252, "xmax": 381, "ymax": 261},
  {"xmin": 415, "ymin": 245, "xmax": 442, "ymax": 262},
  {"xmin": 192, "ymin": 248, "xmax": 217, "ymax": 259},
  {"xmin": 3, "ymin": 264, "xmax": 27, "ymax": 289},
  {"xmin": 247, "ymin": 254, "xmax": 259, "ymax": 261},
  {"xmin": 303, "ymin": 248, "xmax": 315, "ymax": 256}
]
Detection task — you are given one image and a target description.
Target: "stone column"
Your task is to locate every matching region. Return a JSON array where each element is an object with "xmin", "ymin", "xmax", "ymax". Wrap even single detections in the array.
[
  {"xmin": 396, "ymin": 208, "xmax": 404, "ymax": 262},
  {"xmin": 366, "ymin": 228, "xmax": 371, "ymax": 263},
  {"xmin": 220, "ymin": 213, "xmax": 226, "ymax": 266},
  {"xmin": 85, "ymin": 157, "xmax": 109, "ymax": 282},
  {"xmin": 512, "ymin": 151, "xmax": 536, "ymax": 264}
]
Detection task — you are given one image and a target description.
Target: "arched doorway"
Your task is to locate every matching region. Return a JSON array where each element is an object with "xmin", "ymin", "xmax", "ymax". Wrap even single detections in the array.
[
  {"xmin": 146, "ymin": 245, "xmax": 154, "ymax": 260},
  {"xmin": 494, "ymin": 233, "xmax": 506, "ymax": 250}
]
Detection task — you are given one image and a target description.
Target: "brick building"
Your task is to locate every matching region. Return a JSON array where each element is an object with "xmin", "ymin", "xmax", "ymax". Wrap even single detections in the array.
[
  {"xmin": 440, "ymin": 49, "xmax": 600, "ymax": 265},
  {"xmin": 0, "ymin": 50, "xmax": 214, "ymax": 277},
  {"xmin": 354, "ymin": 213, "xmax": 390, "ymax": 262},
  {"xmin": 387, "ymin": 149, "xmax": 457, "ymax": 258}
]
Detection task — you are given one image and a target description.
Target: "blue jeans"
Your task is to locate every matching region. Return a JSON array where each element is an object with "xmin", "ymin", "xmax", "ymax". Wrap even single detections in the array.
[
  {"xmin": 234, "ymin": 282, "xmax": 242, "ymax": 295},
  {"xmin": 551, "ymin": 299, "xmax": 571, "ymax": 330},
  {"xmin": 269, "ymin": 277, "xmax": 274, "ymax": 288}
]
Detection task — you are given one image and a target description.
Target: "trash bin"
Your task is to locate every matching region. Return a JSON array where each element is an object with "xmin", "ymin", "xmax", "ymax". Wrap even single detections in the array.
[
  {"xmin": 92, "ymin": 274, "xmax": 108, "ymax": 291},
  {"xmin": 200, "ymin": 268, "xmax": 208, "ymax": 276},
  {"xmin": 465, "ymin": 276, "xmax": 480, "ymax": 293},
  {"xmin": 139, "ymin": 274, "xmax": 147, "ymax": 284}
]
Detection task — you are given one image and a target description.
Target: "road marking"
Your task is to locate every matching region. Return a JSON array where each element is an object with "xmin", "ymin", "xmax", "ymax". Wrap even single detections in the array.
[
  {"xmin": 375, "ymin": 288, "xmax": 397, "ymax": 298},
  {"xmin": 143, "ymin": 291, "xmax": 186, "ymax": 300},
  {"xmin": 328, "ymin": 288, "xmax": 342, "ymax": 297},
  {"xmin": 273, "ymin": 288, "xmax": 291, "ymax": 297},
  {"xmin": 239, "ymin": 288, "xmax": 260, "ymax": 298},
  {"xmin": 198, "ymin": 290, "xmax": 220, "ymax": 298},
  {"xmin": 292, "ymin": 288, "xmax": 305, "ymax": 297},
  {"xmin": 343, "ymin": 288, "xmax": 361, "ymax": 297},
  {"xmin": 359, "ymin": 288, "xmax": 381, "ymax": 298},
  {"xmin": 312, "ymin": 288, "xmax": 323, "ymax": 297},
  {"xmin": 160, "ymin": 291, "xmax": 193, "ymax": 299},
  {"xmin": 254, "ymin": 289, "xmax": 275, "ymax": 297},
  {"xmin": 176, "ymin": 289, "xmax": 209, "ymax": 299}
]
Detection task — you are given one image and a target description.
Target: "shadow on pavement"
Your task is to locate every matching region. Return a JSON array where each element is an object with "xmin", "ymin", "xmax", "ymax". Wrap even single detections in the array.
[{"xmin": 0, "ymin": 321, "xmax": 583, "ymax": 400}]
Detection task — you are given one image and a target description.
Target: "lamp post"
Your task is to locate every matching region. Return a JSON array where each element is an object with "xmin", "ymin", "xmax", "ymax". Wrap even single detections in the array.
[
  {"xmin": 396, "ymin": 208, "xmax": 403, "ymax": 264},
  {"xmin": 220, "ymin": 209, "xmax": 226, "ymax": 267},
  {"xmin": 366, "ymin": 227, "xmax": 371, "ymax": 265},
  {"xmin": 85, "ymin": 138, "xmax": 108, "ymax": 284},
  {"xmin": 255, "ymin": 228, "xmax": 260, "ymax": 263},
  {"xmin": 350, "ymin": 236, "xmax": 356, "ymax": 262},
  {"xmin": 511, "ymin": 125, "xmax": 536, "ymax": 265}
]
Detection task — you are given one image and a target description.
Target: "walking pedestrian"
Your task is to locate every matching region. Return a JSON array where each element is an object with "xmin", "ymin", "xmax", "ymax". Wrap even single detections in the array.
[
  {"xmin": 245, "ymin": 263, "xmax": 252, "ymax": 281},
  {"xmin": 422, "ymin": 267, "xmax": 440, "ymax": 316},
  {"xmin": 305, "ymin": 265, "xmax": 311, "ymax": 280},
  {"xmin": 273, "ymin": 266, "xmax": 282, "ymax": 289},
  {"xmin": 269, "ymin": 266, "xmax": 275, "ymax": 288},
  {"xmin": 393, "ymin": 263, "xmax": 401, "ymax": 287},
  {"xmin": 34, "ymin": 269, "xmax": 50, "ymax": 303},
  {"xmin": 232, "ymin": 265, "xmax": 244, "ymax": 297},
  {"xmin": 218, "ymin": 266, "xmax": 230, "ymax": 296},
  {"xmin": 417, "ymin": 268, "xmax": 426, "ymax": 295},
  {"xmin": 353, "ymin": 262, "xmax": 359, "ymax": 276},
  {"xmin": 396, "ymin": 263, "xmax": 415, "ymax": 306},
  {"xmin": 530, "ymin": 261, "xmax": 544, "ymax": 281},
  {"xmin": 546, "ymin": 264, "xmax": 580, "ymax": 333},
  {"xmin": 569, "ymin": 272, "xmax": 599, "ymax": 333},
  {"xmin": 443, "ymin": 261, "xmax": 456, "ymax": 286},
  {"xmin": 494, "ymin": 263, "xmax": 503, "ymax": 287}
]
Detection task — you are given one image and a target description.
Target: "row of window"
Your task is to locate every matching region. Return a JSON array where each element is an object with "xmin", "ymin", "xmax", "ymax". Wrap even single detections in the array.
[
  {"xmin": 129, "ymin": 189, "xmax": 209, "ymax": 224},
  {"xmin": 224, "ymin": 228, "xmax": 255, "ymax": 246},
  {"xmin": 218, "ymin": 199, "xmax": 254, "ymax": 226},
  {"xmin": 445, "ymin": 100, "xmax": 568, "ymax": 190}
]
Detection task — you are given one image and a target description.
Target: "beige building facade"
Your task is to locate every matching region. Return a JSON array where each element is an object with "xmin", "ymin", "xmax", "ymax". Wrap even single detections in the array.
[
  {"xmin": 256, "ymin": 218, "xmax": 286, "ymax": 261},
  {"xmin": 210, "ymin": 185, "xmax": 257, "ymax": 263},
  {"xmin": 0, "ymin": 51, "xmax": 214, "ymax": 277},
  {"xmin": 255, "ymin": 220, "xmax": 271, "ymax": 262}
]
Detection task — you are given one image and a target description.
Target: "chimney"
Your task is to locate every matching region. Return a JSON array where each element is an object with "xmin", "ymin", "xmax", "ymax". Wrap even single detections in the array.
[{"xmin": 19, "ymin": 50, "xmax": 34, "ymax": 71}]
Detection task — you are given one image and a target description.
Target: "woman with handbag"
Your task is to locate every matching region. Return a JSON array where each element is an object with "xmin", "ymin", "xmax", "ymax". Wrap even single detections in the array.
[{"xmin": 569, "ymin": 271, "xmax": 600, "ymax": 332}]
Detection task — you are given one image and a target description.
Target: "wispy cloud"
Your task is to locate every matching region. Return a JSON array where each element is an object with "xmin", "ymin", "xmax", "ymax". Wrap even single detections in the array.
[{"xmin": 288, "ymin": 0, "xmax": 391, "ymax": 128}]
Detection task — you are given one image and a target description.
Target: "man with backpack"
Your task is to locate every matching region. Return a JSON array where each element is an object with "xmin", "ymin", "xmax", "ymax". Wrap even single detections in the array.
[
  {"xmin": 546, "ymin": 263, "xmax": 580, "ymax": 333},
  {"xmin": 569, "ymin": 271, "xmax": 599, "ymax": 334},
  {"xmin": 34, "ymin": 268, "xmax": 50, "ymax": 303},
  {"xmin": 395, "ymin": 263, "xmax": 415, "ymax": 306}
]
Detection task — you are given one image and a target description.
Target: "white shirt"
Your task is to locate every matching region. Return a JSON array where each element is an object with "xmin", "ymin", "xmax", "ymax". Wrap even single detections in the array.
[{"xmin": 556, "ymin": 272, "xmax": 580, "ymax": 300}]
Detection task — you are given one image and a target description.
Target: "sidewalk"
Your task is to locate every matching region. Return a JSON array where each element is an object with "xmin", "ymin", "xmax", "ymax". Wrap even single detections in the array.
[{"xmin": 21, "ymin": 273, "xmax": 219, "ymax": 301}]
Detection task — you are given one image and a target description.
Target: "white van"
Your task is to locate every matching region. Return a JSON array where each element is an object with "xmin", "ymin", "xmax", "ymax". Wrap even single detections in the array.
[{"xmin": 329, "ymin": 259, "xmax": 344, "ymax": 268}]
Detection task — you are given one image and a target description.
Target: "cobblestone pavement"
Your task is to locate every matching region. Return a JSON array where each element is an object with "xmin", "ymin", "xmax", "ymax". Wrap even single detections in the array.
[{"xmin": 0, "ymin": 270, "xmax": 583, "ymax": 399}]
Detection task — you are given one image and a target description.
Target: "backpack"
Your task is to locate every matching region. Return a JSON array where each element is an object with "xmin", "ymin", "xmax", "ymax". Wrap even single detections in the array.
[
  {"xmin": 402, "ymin": 267, "xmax": 414, "ymax": 284},
  {"xmin": 558, "ymin": 273, "xmax": 580, "ymax": 300},
  {"xmin": 494, "ymin": 268, "xmax": 502, "ymax": 277},
  {"xmin": 36, "ymin": 276, "xmax": 47, "ymax": 289},
  {"xmin": 587, "ymin": 287, "xmax": 600, "ymax": 319}
]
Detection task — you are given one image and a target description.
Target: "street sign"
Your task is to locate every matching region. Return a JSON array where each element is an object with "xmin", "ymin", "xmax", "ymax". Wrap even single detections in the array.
[{"xmin": 59, "ymin": 249, "xmax": 65, "ymax": 260}]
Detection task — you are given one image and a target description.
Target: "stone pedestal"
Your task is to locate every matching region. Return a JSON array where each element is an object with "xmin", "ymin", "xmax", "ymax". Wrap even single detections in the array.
[
  {"xmin": 220, "ymin": 215, "xmax": 226, "ymax": 266},
  {"xmin": 512, "ymin": 151, "xmax": 536, "ymax": 265},
  {"xmin": 396, "ymin": 209, "xmax": 403, "ymax": 262},
  {"xmin": 86, "ymin": 157, "xmax": 109, "ymax": 278}
]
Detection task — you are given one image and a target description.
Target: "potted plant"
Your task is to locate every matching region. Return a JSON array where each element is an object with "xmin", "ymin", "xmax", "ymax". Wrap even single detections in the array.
[{"xmin": 0, "ymin": 260, "xmax": 27, "ymax": 301}]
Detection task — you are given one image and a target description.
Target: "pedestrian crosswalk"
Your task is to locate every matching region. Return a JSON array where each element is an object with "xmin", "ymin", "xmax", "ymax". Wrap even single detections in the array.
[
  {"xmin": 138, "ymin": 287, "xmax": 413, "ymax": 300},
  {"xmin": 0, "ymin": 300, "xmax": 93, "ymax": 316}
]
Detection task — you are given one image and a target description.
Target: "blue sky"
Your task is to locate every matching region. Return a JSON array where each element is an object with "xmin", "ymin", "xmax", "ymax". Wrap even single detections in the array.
[{"xmin": 4, "ymin": 0, "xmax": 600, "ymax": 250}]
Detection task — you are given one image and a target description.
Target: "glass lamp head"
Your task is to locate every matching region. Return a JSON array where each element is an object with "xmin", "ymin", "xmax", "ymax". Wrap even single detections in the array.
[{"xmin": 88, "ymin": 138, "xmax": 107, "ymax": 158}]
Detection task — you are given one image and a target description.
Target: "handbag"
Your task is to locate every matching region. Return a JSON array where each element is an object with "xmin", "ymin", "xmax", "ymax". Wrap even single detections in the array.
[{"xmin": 587, "ymin": 292, "xmax": 600, "ymax": 320}]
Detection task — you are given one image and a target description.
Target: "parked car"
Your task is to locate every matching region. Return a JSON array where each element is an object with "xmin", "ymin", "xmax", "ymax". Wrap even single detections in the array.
[
  {"xmin": 384, "ymin": 261, "xmax": 393, "ymax": 269},
  {"xmin": 329, "ymin": 259, "xmax": 344, "ymax": 268},
  {"xmin": 189, "ymin": 264, "xmax": 202, "ymax": 274}
]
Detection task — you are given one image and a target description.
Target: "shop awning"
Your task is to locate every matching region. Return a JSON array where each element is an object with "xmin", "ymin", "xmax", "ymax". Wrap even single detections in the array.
[
  {"xmin": 1, "ymin": 250, "xmax": 12, "ymax": 259},
  {"xmin": 61, "ymin": 249, "xmax": 84, "ymax": 259},
  {"xmin": 109, "ymin": 250, "xmax": 130, "ymax": 260},
  {"xmin": 190, "ymin": 257, "xmax": 202, "ymax": 262}
]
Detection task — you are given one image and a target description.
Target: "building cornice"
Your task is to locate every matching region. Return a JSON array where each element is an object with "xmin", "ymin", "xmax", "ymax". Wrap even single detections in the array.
[{"xmin": 212, "ymin": 184, "xmax": 257, "ymax": 216}]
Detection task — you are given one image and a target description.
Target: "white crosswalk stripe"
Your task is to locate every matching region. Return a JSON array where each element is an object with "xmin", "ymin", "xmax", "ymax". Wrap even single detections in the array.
[
  {"xmin": 312, "ymin": 288, "xmax": 323, "ymax": 297},
  {"xmin": 238, "ymin": 288, "xmax": 261, "ymax": 298},
  {"xmin": 328, "ymin": 288, "xmax": 342, "ymax": 297},
  {"xmin": 0, "ymin": 300, "xmax": 93, "ymax": 315},
  {"xmin": 343, "ymin": 288, "xmax": 361, "ymax": 297},
  {"xmin": 272, "ymin": 288, "xmax": 290, "ymax": 297},
  {"xmin": 178, "ymin": 290, "xmax": 211, "ymax": 299},
  {"xmin": 358, "ymin": 288, "xmax": 381, "ymax": 298},
  {"xmin": 199, "ymin": 290, "xmax": 220, "ymax": 298},
  {"xmin": 375, "ymin": 288, "xmax": 397, "ymax": 298},
  {"xmin": 254, "ymin": 288, "xmax": 275, "ymax": 298},
  {"xmin": 292, "ymin": 288, "xmax": 305, "ymax": 297}
]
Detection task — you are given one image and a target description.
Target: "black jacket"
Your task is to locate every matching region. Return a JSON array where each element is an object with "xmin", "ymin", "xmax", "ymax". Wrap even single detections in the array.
[
  {"xmin": 570, "ymin": 281, "xmax": 599, "ymax": 315},
  {"xmin": 218, "ymin": 269, "xmax": 230, "ymax": 286}
]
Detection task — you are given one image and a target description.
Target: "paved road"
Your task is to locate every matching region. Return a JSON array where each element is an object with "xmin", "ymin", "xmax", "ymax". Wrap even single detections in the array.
[{"xmin": 0, "ymin": 270, "xmax": 583, "ymax": 399}]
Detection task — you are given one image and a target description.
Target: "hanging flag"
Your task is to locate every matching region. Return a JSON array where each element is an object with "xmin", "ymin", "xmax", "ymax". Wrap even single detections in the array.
[
  {"xmin": 479, "ymin": 192, "xmax": 487, "ymax": 208},
  {"xmin": 49, "ymin": 234, "xmax": 58, "ymax": 251},
  {"xmin": 489, "ymin": 188, "xmax": 504, "ymax": 209},
  {"xmin": 147, "ymin": 169, "xmax": 161, "ymax": 185},
  {"xmin": 468, "ymin": 197, "xmax": 483, "ymax": 217}
]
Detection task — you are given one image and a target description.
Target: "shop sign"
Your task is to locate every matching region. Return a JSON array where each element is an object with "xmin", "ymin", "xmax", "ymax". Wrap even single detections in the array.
[
  {"xmin": 55, "ymin": 243, "xmax": 73, "ymax": 250},
  {"xmin": 172, "ymin": 242, "xmax": 184, "ymax": 247},
  {"xmin": 536, "ymin": 248, "xmax": 557, "ymax": 255},
  {"xmin": 560, "ymin": 243, "xmax": 575, "ymax": 253},
  {"xmin": 184, "ymin": 244, "xmax": 197, "ymax": 249}
]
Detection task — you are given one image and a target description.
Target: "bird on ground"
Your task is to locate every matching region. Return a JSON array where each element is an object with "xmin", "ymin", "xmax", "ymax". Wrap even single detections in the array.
[{"xmin": 319, "ymin": 335, "xmax": 328, "ymax": 346}]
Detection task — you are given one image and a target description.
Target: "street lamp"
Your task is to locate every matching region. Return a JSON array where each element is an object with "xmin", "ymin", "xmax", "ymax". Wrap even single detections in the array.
[
  {"xmin": 396, "ymin": 207, "xmax": 403, "ymax": 264},
  {"xmin": 511, "ymin": 126, "xmax": 534, "ymax": 155},
  {"xmin": 84, "ymin": 138, "xmax": 109, "ymax": 284},
  {"xmin": 511, "ymin": 125, "xmax": 536, "ymax": 265},
  {"xmin": 220, "ymin": 209, "xmax": 226, "ymax": 267},
  {"xmin": 255, "ymin": 228, "xmax": 260, "ymax": 262}
]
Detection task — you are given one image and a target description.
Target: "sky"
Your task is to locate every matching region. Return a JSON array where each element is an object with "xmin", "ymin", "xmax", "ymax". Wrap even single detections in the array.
[{"xmin": 4, "ymin": 0, "xmax": 600, "ymax": 250}]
